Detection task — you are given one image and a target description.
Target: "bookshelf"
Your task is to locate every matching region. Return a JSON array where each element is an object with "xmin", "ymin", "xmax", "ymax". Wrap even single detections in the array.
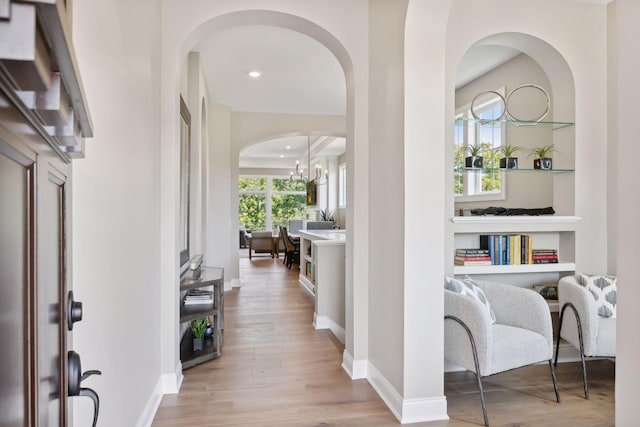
[
  {"xmin": 451, "ymin": 216, "xmax": 580, "ymax": 283},
  {"xmin": 179, "ymin": 266, "xmax": 224, "ymax": 370}
]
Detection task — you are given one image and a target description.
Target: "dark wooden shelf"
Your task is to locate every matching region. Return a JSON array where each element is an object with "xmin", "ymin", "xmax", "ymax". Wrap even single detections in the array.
[
  {"xmin": 180, "ymin": 267, "xmax": 224, "ymax": 291},
  {"xmin": 180, "ymin": 328, "xmax": 220, "ymax": 370},
  {"xmin": 179, "ymin": 305, "xmax": 219, "ymax": 322},
  {"xmin": 179, "ymin": 265, "xmax": 224, "ymax": 370}
]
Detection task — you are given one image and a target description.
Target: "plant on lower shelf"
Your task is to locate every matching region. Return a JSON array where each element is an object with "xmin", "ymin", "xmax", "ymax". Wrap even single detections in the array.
[
  {"xmin": 497, "ymin": 145, "xmax": 523, "ymax": 169},
  {"xmin": 528, "ymin": 144, "xmax": 558, "ymax": 170},
  {"xmin": 464, "ymin": 145, "xmax": 484, "ymax": 169},
  {"xmin": 191, "ymin": 317, "xmax": 208, "ymax": 351}
]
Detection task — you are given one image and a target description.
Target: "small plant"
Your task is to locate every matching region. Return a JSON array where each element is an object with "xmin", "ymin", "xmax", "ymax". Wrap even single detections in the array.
[
  {"xmin": 190, "ymin": 318, "xmax": 208, "ymax": 339},
  {"xmin": 464, "ymin": 145, "xmax": 484, "ymax": 157},
  {"xmin": 497, "ymin": 145, "xmax": 523, "ymax": 157},
  {"xmin": 528, "ymin": 144, "xmax": 557, "ymax": 158},
  {"xmin": 319, "ymin": 209, "xmax": 335, "ymax": 222}
]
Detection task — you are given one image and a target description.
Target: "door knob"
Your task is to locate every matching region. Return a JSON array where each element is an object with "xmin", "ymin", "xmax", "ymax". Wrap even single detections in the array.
[
  {"xmin": 67, "ymin": 291, "xmax": 83, "ymax": 330},
  {"xmin": 68, "ymin": 351, "xmax": 101, "ymax": 427}
]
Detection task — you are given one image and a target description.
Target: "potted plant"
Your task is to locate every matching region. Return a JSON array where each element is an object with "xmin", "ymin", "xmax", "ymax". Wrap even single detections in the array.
[
  {"xmin": 319, "ymin": 209, "xmax": 334, "ymax": 222},
  {"xmin": 464, "ymin": 145, "xmax": 484, "ymax": 169},
  {"xmin": 528, "ymin": 144, "xmax": 557, "ymax": 170},
  {"xmin": 190, "ymin": 317, "xmax": 208, "ymax": 351},
  {"xmin": 497, "ymin": 145, "xmax": 523, "ymax": 169}
]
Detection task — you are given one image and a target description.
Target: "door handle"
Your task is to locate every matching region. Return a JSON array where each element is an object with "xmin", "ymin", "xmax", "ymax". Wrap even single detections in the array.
[{"xmin": 68, "ymin": 351, "xmax": 102, "ymax": 427}]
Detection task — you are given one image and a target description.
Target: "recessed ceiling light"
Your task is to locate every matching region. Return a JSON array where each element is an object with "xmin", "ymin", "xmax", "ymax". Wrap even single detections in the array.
[
  {"xmin": 285, "ymin": 145, "xmax": 291, "ymax": 150},
  {"xmin": 247, "ymin": 70, "xmax": 262, "ymax": 78},
  {"xmin": 279, "ymin": 154, "xmax": 284, "ymax": 158}
]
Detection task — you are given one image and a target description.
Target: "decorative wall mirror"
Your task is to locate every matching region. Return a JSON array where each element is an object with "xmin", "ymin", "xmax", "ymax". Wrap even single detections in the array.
[{"xmin": 179, "ymin": 96, "xmax": 191, "ymax": 267}]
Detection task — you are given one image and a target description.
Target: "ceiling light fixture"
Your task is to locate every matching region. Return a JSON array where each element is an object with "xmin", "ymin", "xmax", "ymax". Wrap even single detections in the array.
[
  {"xmin": 247, "ymin": 70, "xmax": 262, "ymax": 78},
  {"xmin": 290, "ymin": 136, "xmax": 327, "ymax": 184}
]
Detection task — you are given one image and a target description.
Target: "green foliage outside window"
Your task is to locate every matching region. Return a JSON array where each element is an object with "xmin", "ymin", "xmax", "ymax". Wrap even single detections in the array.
[
  {"xmin": 239, "ymin": 177, "xmax": 266, "ymax": 191},
  {"xmin": 272, "ymin": 178, "xmax": 306, "ymax": 192},
  {"xmin": 239, "ymin": 193, "xmax": 266, "ymax": 231},
  {"xmin": 239, "ymin": 177, "xmax": 308, "ymax": 232},
  {"xmin": 272, "ymin": 194, "xmax": 307, "ymax": 230}
]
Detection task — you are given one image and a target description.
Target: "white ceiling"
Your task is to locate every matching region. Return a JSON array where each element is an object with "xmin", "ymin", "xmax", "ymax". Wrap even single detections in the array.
[
  {"xmin": 194, "ymin": 25, "xmax": 525, "ymax": 169},
  {"xmin": 195, "ymin": 25, "xmax": 345, "ymax": 116}
]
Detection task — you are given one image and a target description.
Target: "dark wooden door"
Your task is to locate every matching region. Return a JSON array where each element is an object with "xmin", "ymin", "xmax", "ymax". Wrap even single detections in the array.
[{"xmin": 0, "ymin": 90, "xmax": 70, "ymax": 426}]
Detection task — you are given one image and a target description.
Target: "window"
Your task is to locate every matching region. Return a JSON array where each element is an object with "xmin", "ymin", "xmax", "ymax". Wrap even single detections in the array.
[
  {"xmin": 271, "ymin": 178, "xmax": 307, "ymax": 230},
  {"xmin": 338, "ymin": 163, "xmax": 346, "ymax": 207},
  {"xmin": 239, "ymin": 177, "xmax": 308, "ymax": 232},
  {"xmin": 454, "ymin": 88, "xmax": 505, "ymax": 202}
]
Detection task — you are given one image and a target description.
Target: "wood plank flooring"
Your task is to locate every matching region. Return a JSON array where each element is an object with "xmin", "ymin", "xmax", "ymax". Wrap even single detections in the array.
[{"xmin": 152, "ymin": 255, "xmax": 615, "ymax": 426}]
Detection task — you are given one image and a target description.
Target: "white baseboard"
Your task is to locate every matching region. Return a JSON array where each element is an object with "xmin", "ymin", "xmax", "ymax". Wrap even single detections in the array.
[
  {"xmin": 135, "ymin": 378, "xmax": 164, "ymax": 427},
  {"xmin": 367, "ymin": 362, "xmax": 448, "ymax": 424},
  {"xmin": 134, "ymin": 366, "xmax": 184, "ymax": 427},
  {"xmin": 342, "ymin": 350, "xmax": 367, "ymax": 379},
  {"xmin": 313, "ymin": 314, "xmax": 345, "ymax": 344},
  {"xmin": 229, "ymin": 278, "xmax": 240, "ymax": 290},
  {"xmin": 161, "ymin": 364, "xmax": 184, "ymax": 394}
]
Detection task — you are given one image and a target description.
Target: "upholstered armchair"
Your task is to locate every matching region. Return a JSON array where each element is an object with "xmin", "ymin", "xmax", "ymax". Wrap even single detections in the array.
[
  {"xmin": 555, "ymin": 274, "xmax": 616, "ymax": 399},
  {"xmin": 248, "ymin": 231, "xmax": 275, "ymax": 259},
  {"xmin": 445, "ymin": 278, "xmax": 559, "ymax": 426}
]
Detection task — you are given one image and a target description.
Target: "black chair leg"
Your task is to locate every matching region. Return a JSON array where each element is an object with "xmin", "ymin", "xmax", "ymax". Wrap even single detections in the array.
[
  {"xmin": 549, "ymin": 360, "xmax": 560, "ymax": 403},
  {"xmin": 445, "ymin": 315, "xmax": 489, "ymax": 427},
  {"xmin": 556, "ymin": 302, "xmax": 589, "ymax": 399}
]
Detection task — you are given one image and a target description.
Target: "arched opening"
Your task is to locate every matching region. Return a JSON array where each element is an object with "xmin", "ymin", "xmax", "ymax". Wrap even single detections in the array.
[{"xmin": 160, "ymin": 7, "xmax": 366, "ymax": 390}]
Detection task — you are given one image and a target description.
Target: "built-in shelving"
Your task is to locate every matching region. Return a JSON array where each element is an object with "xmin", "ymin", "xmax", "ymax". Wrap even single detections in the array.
[
  {"xmin": 452, "ymin": 216, "xmax": 580, "ymax": 278},
  {"xmin": 455, "ymin": 117, "xmax": 574, "ymax": 130},
  {"xmin": 179, "ymin": 266, "xmax": 224, "ymax": 370},
  {"xmin": 460, "ymin": 167, "xmax": 574, "ymax": 173}
]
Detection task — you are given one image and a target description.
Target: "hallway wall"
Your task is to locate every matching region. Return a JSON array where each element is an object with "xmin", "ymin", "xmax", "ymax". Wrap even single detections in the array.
[{"xmin": 72, "ymin": 0, "xmax": 162, "ymax": 425}]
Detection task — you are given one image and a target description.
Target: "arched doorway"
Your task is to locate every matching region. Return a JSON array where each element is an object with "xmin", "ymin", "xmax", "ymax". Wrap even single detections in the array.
[{"xmin": 159, "ymin": 5, "xmax": 369, "ymax": 394}]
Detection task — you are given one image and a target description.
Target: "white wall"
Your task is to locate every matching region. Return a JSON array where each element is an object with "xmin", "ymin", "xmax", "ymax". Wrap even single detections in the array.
[
  {"xmin": 72, "ymin": 0, "xmax": 163, "ymax": 425},
  {"xmin": 367, "ymin": 0, "xmax": 407, "ymax": 402},
  {"xmin": 610, "ymin": 1, "xmax": 640, "ymax": 425},
  {"xmin": 208, "ymin": 103, "xmax": 233, "ymax": 286}
]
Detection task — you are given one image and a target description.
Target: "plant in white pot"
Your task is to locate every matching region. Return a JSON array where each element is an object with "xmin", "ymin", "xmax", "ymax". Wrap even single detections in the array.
[
  {"xmin": 528, "ymin": 144, "xmax": 557, "ymax": 170},
  {"xmin": 190, "ymin": 317, "xmax": 208, "ymax": 351},
  {"xmin": 497, "ymin": 145, "xmax": 523, "ymax": 169},
  {"xmin": 464, "ymin": 145, "xmax": 484, "ymax": 169}
]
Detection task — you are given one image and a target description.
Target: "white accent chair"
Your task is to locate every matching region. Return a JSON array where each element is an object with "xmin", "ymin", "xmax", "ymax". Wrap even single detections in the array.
[
  {"xmin": 445, "ymin": 280, "xmax": 559, "ymax": 427},
  {"xmin": 554, "ymin": 275, "xmax": 616, "ymax": 399}
]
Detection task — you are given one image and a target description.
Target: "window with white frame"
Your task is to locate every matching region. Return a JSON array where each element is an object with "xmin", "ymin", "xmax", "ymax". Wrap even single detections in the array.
[
  {"xmin": 238, "ymin": 176, "xmax": 307, "ymax": 232},
  {"xmin": 454, "ymin": 88, "xmax": 506, "ymax": 201},
  {"xmin": 338, "ymin": 163, "xmax": 347, "ymax": 208}
]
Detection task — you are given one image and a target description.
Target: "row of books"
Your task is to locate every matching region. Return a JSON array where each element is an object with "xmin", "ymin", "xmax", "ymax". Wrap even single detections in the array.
[
  {"xmin": 454, "ymin": 234, "xmax": 560, "ymax": 266},
  {"xmin": 183, "ymin": 289, "xmax": 214, "ymax": 305}
]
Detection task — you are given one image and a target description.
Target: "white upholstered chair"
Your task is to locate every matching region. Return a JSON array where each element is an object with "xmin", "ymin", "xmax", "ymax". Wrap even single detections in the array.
[
  {"xmin": 555, "ymin": 275, "xmax": 616, "ymax": 399},
  {"xmin": 445, "ymin": 279, "xmax": 559, "ymax": 427}
]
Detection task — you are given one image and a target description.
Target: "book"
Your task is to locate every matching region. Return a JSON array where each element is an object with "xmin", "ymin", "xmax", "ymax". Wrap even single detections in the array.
[
  {"xmin": 532, "ymin": 259, "xmax": 559, "ymax": 264},
  {"xmin": 454, "ymin": 259, "xmax": 492, "ymax": 266},
  {"xmin": 184, "ymin": 298, "xmax": 213, "ymax": 305},
  {"xmin": 454, "ymin": 256, "xmax": 491, "ymax": 262},
  {"xmin": 455, "ymin": 248, "xmax": 490, "ymax": 255}
]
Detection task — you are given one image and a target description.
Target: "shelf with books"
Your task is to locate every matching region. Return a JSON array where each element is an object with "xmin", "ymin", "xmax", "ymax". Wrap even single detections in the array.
[
  {"xmin": 451, "ymin": 216, "xmax": 580, "ymax": 279},
  {"xmin": 453, "ymin": 261, "xmax": 576, "ymax": 275}
]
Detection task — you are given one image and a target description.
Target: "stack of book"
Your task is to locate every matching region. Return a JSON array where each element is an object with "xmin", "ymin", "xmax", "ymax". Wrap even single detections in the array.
[
  {"xmin": 184, "ymin": 289, "xmax": 214, "ymax": 305},
  {"xmin": 454, "ymin": 249, "xmax": 491, "ymax": 266},
  {"xmin": 532, "ymin": 249, "xmax": 558, "ymax": 264},
  {"xmin": 479, "ymin": 234, "xmax": 535, "ymax": 265}
]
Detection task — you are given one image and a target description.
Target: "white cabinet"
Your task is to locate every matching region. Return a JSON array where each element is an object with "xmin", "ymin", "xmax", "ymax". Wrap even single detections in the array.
[
  {"xmin": 298, "ymin": 230, "xmax": 346, "ymax": 343},
  {"xmin": 452, "ymin": 216, "xmax": 580, "ymax": 285}
]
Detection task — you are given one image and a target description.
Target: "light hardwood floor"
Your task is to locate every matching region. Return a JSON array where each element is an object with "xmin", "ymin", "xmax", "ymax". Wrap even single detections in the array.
[{"xmin": 152, "ymin": 255, "xmax": 615, "ymax": 426}]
